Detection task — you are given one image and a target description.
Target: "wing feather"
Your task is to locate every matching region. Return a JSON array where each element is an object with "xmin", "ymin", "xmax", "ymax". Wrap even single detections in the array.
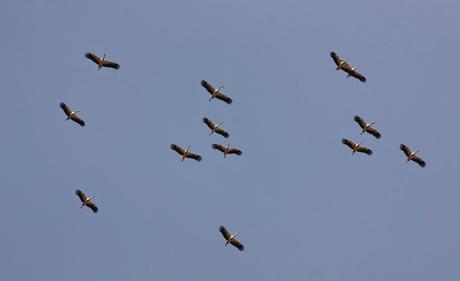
[
  {"xmin": 101, "ymin": 60, "xmax": 120, "ymax": 69},
  {"xmin": 60, "ymin": 102, "xmax": 71, "ymax": 117},
  {"xmin": 230, "ymin": 239, "xmax": 245, "ymax": 251},
  {"xmin": 400, "ymin": 144, "xmax": 412, "ymax": 157},
  {"xmin": 186, "ymin": 152, "xmax": 202, "ymax": 161},
  {"xmin": 70, "ymin": 115, "xmax": 85, "ymax": 127},
  {"xmin": 202, "ymin": 117, "xmax": 215, "ymax": 130},
  {"xmin": 412, "ymin": 155, "xmax": 426, "ymax": 167},
  {"xmin": 215, "ymin": 92, "xmax": 232, "ymax": 104},
  {"xmin": 342, "ymin": 138, "xmax": 356, "ymax": 150},
  {"xmin": 75, "ymin": 189, "xmax": 87, "ymax": 203},
  {"xmin": 228, "ymin": 148, "xmax": 242, "ymax": 155},
  {"xmin": 353, "ymin": 115, "xmax": 367, "ymax": 129},
  {"xmin": 356, "ymin": 146, "xmax": 373, "ymax": 155},
  {"xmin": 85, "ymin": 52, "xmax": 101, "ymax": 65},
  {"xmin": 219, "ymin": 226, "xmax": 231, "ymax": 240},
  {"xmin": 215, "ymin": 128, "xmax": 229, "ymax": 138},
  {"xmin": 170, "ymin": 144, "xmax": 185, "ymax": 156},
  {"xmin": 86, "ymin": 201, "xmax": 98, "ymax": 213},
  {"xmin": 201, "ymin": 80, "xmax": 215, "ymax": 94}
]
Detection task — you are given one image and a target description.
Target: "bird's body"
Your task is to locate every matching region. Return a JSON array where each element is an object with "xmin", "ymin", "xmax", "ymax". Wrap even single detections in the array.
[
  {"xmin": 330, "ymin": 51, "xmax": 366, "ymax": 82},
  {"xmin": 212, "ymin": 144, "xmax": 242, "ymax": 158},
  {"xmin": 354, "ymin": 115, "xmax": 381, "ymax": 139},
  {"xmin": 60, "ymin": 102, "xmax": 85, "ymax": 127},
  {"xmin": 201, "ymin": 80, "xmax": 232, "ymax": 104},
  {"xmin": 75, "ymin": 189, "xmax": 98, "ymax": 213},
  {"xmin": 342, "ymin": 139, "xmax": 373, "ymax": 155},
  {"xmin": 85, "ymin": 52, "xmax": 120, "ymax": 70},
  {"xmin": 400, "ymin": 144, "xmax": 426, "ymax": 167},
  {"xmin": 219, "ymin": 226, "xmax": 244, "ymax": 251},
  {"xmin": 170, "ymin": 144, "xmax": 202, "ymax": 162},
  {"xmin": 203, "ymin": 117, "xmax": 229, "ymax": 138}
]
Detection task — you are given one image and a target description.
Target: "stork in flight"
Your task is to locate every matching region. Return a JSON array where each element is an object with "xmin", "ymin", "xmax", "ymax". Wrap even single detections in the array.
[
  {"xmin": 354, "ymin": 115, "xmax": 381, "ymax": 139},
  {"xmin": 219, "ymin": 226, "xmax": 244, "ymax": 251},
  {"xmin": 330, "ymin": 51, "xmax": 366, "ymax": 82},
  {"xmin": 203, "ymin": 117, "xmax": 229, "ymax": 138},
  {"xmin": 342, "ymin": 139, "xmax": 373, "ymax": 155},
  {"xmin": 75, "ymin": 189, "xmax": 98, "ymax": 213},
  {"xmin": 85, "ymin": 52, "xmax": 120, "ymax": 70},
  {"xmin": 200, "ymin": 80, "xmax": 232, "ymax": 104},
  {"xmin": 400, "ymin": 144, "xmax": 426, "ymax": 167},
  {"xmin": 60, "ymin": 102, "xmax": 85, "ymax": 127},
  {"xmin": 212, "ymin": 144, "xmax": 242, "ymax": 158},
  {"xmin": 170, "ymin": 144, "xmax": 202, "ymax": 161}
]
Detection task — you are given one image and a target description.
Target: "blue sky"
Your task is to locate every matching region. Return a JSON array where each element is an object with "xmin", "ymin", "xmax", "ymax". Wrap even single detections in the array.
[{"xmin": 1, "ymin": 0, "xmax": 460, "ymax": 280}]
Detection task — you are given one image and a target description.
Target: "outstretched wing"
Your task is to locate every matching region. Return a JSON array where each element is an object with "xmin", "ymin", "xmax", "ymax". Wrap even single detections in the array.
[
  {"xmin": 346, "ymin": 68, "xmax": 366, "ymax": 82},
  {"xmin": 86, "ymin": 201, "xmax": 98, "ymax": 213},
  {"xmin": 212, "ymin": 144, "xmax": 226, "ymax": 153},
  {"xmin": 219, "ymin": 226, "xmax": 231, "ymax": 240},
  {"xmin": 85, "ymin": 52, "xmax": 101, "ymax": 65},
  {"xmin": 215, "ymin": 92, "xmax": 232, "ymax": 104},
  {"xmin": 230, "ymin": 238, "xmax": 245, "ymax": 251},
  {"xmin": 411, "ymin": 155, "xmax": 426, "ymax": 167},
  {"xmin": 202, "ymin": 117, "xmax": 215, "ymax": 130},
  {"xmin": 215, "ymin": 127, "xmax": 229, "ymax": 138},
  {"xmin": 330, "ymin": 51, "xmax": 342, "ymax": 66},
  {"xmin": 366, "ymin": 127, "xmax": 381, "ymax": 139},
  {"xmin": 101, "ymin": 59, "xmax": 120, "ymax": 69},
  {"xmin": 170, "ymin": 144, "xmax": 185, "ymax": 156},
  {"xmin": 186, "ymin": 152, "xmax": 202, "ymax": 161},
  {"xmin": 400, "ymin": 144, "xmax": 412, "ymax": 158},
  {"xmin": 353, "ymin": 115, "xmax": 367, "ymax": 129},
  {"xmin": 228, "ymin": 148, "xmax": 242, "ymax": 155},
  {"xmin": 60, "ymin": 102, "xmax": 71, "ymax": 117},
  {"xmin": 342, "ymin": 139, "xmax": 356, "ymax": 150},
  {"xmin": 201, "ymin": 80, "xmax": 215, "ymax": 95},
  {"xmin": 356, "ymin": 146, "xmax": 373, "ymax": 155},
  {"xmin": 75, "ymin": 189, "xmax": 87, "ymax": 203},
  {"xmin": 70, "ymin": 114, "xmax": 85, "ymax": 127}
]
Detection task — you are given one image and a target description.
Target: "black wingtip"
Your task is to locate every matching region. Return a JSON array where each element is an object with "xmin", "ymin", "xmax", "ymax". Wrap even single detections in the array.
[
  {"xmin": 353, "ymin": 115, "xmax": 360, "ymax": 121},
  {"xmin": 341, "ymin": 139, "xmax": 347, "ymax": 144},
  {"xmin": 200, "ymin": 80, "xmax": 207, "ymax": 87},
  {"xmin": 399, "ymin": 144, "xmax": 405, "ymax": 150}
]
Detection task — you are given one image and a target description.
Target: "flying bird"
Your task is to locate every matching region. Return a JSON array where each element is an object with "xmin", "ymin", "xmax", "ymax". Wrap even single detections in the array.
[
  {"xmin": 400, "ymin": 144, "xmax": 426, "ymax": 167},
  {"xmin": 212, "ymin": 144, "xmax": 242, "ymax": 158},
  {"xmin": 219, "ymin": 226, "xmax": 244, "ymax": 251},
  {"xmin": 203, "ymin": 117, "xmax": 229, "ymax": 138},
  {"xmin": 201, "ymin": 80, "xmax": 232, "ymax": 104},
  {"xmin": 85, "ymin": 52, "xmax": 120, "ymax": 70},
  {"xmin": 75, "ymin": 189, "xmax": 98, "ymax": 213},
  {"xmin": 170, "ymin": 144, "xmax": 202, "ymax": 162},
  {"xmin": 354, "ymin": 115, "xmax": 381, "ymax": 139},
  {"xmin": 342, "ymin": 139, "xmax": 373, "ymax": 155},
  {"xmin": 60, "ymin": 102, "xmax": 85, "ymax": 127},
  {"xmin": 330, "ymin": 51, "xmax": 366, "ymax": 82}
]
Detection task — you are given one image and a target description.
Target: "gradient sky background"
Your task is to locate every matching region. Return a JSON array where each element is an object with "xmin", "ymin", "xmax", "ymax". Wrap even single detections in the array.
[{"xmin": 1, "ymin": 0, "xmax": 460, "ymax": 280}]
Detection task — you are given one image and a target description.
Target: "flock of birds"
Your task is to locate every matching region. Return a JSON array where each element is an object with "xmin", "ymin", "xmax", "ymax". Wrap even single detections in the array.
[{"xmin": 61, "ymin": 50, "xmax": 426, "ymax": 252}]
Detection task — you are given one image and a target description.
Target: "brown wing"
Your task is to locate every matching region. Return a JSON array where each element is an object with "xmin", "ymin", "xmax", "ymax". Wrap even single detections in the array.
[
  {"xmin": 75, "ymin": 189, "xmax": 87, "ymax": 203},
  {"xmin": 353, "ymin": 115, "xmax": 367, "ymax": 129},
  {"xmin": 85, "ymin": 201, "xmax": 99, "ymax": 213},
  {"xmin": 228, "ymin": 148, "xmax": 242, "ymax": 155},
  {"xmin": 101, "ymin": 59, "xmax": 120, "ymax": 69},
  {"xmin": 202, "ymin": 117, "xmax": 215, "ymax": 130},
  {"xmin": 212, "ymin": 144, "xmax": 226, "ymax": 153},
  {"xmin": 411, "ymin": 155, "xmax": 426, "ymax": 167},
  {"xmin": 330, "ymin": 51, "xmax": 342, "ymax": 66},
  {"xmin": 346, "ymin": 68, "xmax": 366, "ymax": 82},
  {"xmin": 186, "ymin": 152, "xmax": 202, "ymax": 161},
  {"xmin": 85, "ymin": 52, "xmax": 102, "ymax": 65},
  {"xmin": 170, "ymin": 144, "xmax": 185, "ymax": 156},
  {"xmin": 356, "ymin": 146, "xmax": 373, "ymax": 155},
  {"xmin": 342, "ymin": 139, "xmax": 356, "ymax": 150},
  {"xmin": 230, "ymin": 238, "xmax": 245, "ymax": 251},
  {"xmin": 366, "ymin": 127, "xmax": 381, "ymax": 139},
  {"xmin": 201, "ymin": 80, "xmax": 215, "ymax": 94},
  {"xmin": 214, "ymin": 127, "xmax": 229, "ymax": 138},
  {"xmin": 60, "ymin": 102, "xmax": 72, "ymax": 117},
  {"xmin": 70, "ymin": 114, "xmax": 85, "ymax": 127},
  {"xmin": 215, "ymin": 92, "xmax": 233, "ymax": 104},
  {"xmin": 219, "ymin": 226, "xmax": 231, "ymax": 240},
  {"xmin": 400, "ymin": 144, "xmax": 412, "ymax": 158}
]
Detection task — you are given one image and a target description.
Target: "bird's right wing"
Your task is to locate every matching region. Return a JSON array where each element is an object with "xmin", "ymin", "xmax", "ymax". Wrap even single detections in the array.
[
  {"xmin": 201, "ymin": 80, "xmax": 215, "ymax": 94},
  {"xmin": 202, "ymin": 117, "xmax": 215, "ymax": 130},
  {"xmin": 101, "ymin": 60, "xmax": 120, "ymax": 69},
  {"xmin": 170, "ymin": 144, "xmax": 185, "ymax": 156},
  {"xmin": 215, "ymin": 128, "xmax": 229, "ymax": 138},
  {"xmin": 60, "ymin": 102, "xmax": 71, "ymax": 116},
  {"xmin": 219, "ymin": 226, "xmax": 231, "ymax": 240},
  {"xmin": 330, "ymin": 51, "xmax": 342, "ymax": 66},
  {"xmin": 71, "ymin": 115, "xmax": 85, "ymax": 127},
  {"xmin": 353, "ymin": 115, "xmax": 367, "ymax": 129},
  {"xmin": 230, "ymin": 239, "xmax": 245, "ymax": 251},
  {"xmin": 212, "ymin": 144, "xmax": 226, "ymax": 153},
  {"xmin": 400, "ymin": 144, "xmax": 412, "ymax": 157},
  {"xmin": 411, "ymin": 155, "xmax": 426, "ymax": 167},
  {"xmin": 85, "ymin": 52, "xmax": 101, "ymax": 64},
  {"xmin": 75, "ymin": 189, "xmax": 87, "ymax": 203},
  {"xmin": 356, "ymin": 146, "xmax": 373, "ymax": 155},
  {"xmin": 215, "ymin": 92, "xmax": 233, "ymax": 104},
  {"xmin": 342, "ymin": 139, "xmax": 356, "ymax": 150},
  {"xmin": 228, "ymin": 148, "xmax": 242, "ymax": 155},
  {"xmin": 367, "ymin": 127, "xmax": 381, "ymax": 139}
]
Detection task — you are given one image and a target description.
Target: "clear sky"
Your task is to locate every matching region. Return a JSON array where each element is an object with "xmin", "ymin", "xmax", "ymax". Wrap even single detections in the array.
[{"xmin": 1, "ymin": 0, "xmax": 460, "ymax": 280}]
